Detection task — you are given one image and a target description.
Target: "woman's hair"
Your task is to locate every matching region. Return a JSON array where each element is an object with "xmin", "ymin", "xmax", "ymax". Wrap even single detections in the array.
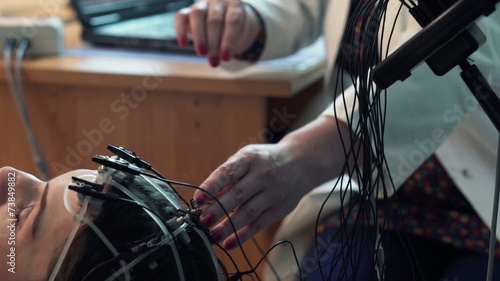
[{"xmin": 54, "ymin": 162, "xmax": 223, "ymax": 281}]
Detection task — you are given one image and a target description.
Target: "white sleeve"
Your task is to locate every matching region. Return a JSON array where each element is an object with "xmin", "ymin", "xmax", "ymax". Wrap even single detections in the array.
[
  {"xmin": 324, "ymin": 8, "xmax": 500, "ymax": 189},
  {"xmin": 244, "ymin": 0, "xmax": 330, "ymax": 60}
]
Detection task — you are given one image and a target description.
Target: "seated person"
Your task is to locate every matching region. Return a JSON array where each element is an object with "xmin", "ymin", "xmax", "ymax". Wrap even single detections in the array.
[
  {"xmin": 0, "ymin": 146, "xmax": 224, "ymax": 281},
  {"xmin": 176, "ymin": 0, "xmax": 500, "ymax": 280}
]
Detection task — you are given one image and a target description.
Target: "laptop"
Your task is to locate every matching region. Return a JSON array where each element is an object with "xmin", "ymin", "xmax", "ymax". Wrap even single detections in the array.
[{"xmin": 71, "ymin": 0, "xmax": 195, "ymax": 53}]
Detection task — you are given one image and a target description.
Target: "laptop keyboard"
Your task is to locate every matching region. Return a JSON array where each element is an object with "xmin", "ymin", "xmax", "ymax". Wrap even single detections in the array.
[{"xmin": 96, "ymin": 12, "xmax": 177, "ymax": 39}]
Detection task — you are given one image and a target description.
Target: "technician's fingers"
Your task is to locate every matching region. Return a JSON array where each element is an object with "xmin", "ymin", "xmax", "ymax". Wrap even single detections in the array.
[
  {"xmin": 199, "ymin": 172, "xmax": 264, "ymax": 228},
  {"xmin": 174, "ymin": 8, "xmax": 190, "ymax": 47},
  {"xmin": 214, "ymin": 207, "xmax": 277, "ymax": 250},
  {"xmin": 188, "ymin": 1, "xmax": 209, "ymax": 55},
  {"xmin": 206, "ymin": 0, "xmax": 226, "ymax": 66},
  {"xmin": 210, "ymin": 192, "xmax": 270, "ymax": 243},
  {"xmin": 194, "ymin": 151, "xmax": 254, "ymax": 207},
  {"xmin": 219, "ymin": 0, "xmax": 246, "ymax": 61},
  {"xmin": 223, "ymin": 189, "xmax": 278, "ymax": 231}
]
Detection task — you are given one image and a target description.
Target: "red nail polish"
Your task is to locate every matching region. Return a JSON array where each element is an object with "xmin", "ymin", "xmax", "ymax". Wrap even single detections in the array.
[
  {"xmin": 223, "ymin": 238, "xmax": 237, "ymax": 251},
  {"xmin": 199, "ymin": 213, "xmax": 215, "ymax": 227},
  {"xmin": 178, "ymin": 36, "xmax": 188, "ymax": 47},
  {"xmin": 209, "ymin": 229, "xmax": 223, "ymax": 243},
  {"xmin": 220, "ymin": 49, "xmax": 231, "ymax": 61},
  {"xmin": 194, "ymin": 193, "xmax": 207, "ymax": 206},
  {"xmin": 209, "ymin": 56, "xmax": 220, "ymax": 67},
  {"xmin": 197, "ymin": 44, "xmax": 208, "ymax": 56}
]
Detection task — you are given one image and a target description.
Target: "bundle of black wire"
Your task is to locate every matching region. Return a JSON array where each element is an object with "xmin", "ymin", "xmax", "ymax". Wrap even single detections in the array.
[
  {"xmin": 317, "ymin": 1, "xmax": 500, "ymax": 281},
  {"xmin": 309, "ymin": 1, "xmax": 402, "ymax": 280}
]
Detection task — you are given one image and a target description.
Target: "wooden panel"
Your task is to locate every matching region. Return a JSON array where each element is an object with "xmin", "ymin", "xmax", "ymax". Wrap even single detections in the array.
[{"xmin": 0, "ymin": 83, "xmax": 265, "ymax": 182}]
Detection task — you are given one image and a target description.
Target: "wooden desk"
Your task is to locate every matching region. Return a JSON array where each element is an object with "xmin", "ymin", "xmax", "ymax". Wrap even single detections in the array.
[{"xmin": 0, "ymin": 0, "xmax": 326, "ymax": 277}]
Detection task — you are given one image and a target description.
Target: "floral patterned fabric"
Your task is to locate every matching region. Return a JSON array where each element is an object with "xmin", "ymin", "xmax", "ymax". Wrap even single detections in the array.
[{"xmin": 318, "ymin": 154, "xmax": 500, "ymax": 257}]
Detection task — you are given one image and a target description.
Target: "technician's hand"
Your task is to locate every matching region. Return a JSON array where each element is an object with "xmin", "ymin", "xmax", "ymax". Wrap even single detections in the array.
[
  {"xmin": 175, "ymin": 0, "xmax": 263, "ymax": 67},
  {"xmin": 194, "ymin": 116, "xmax": 350, "ymax": 250},
  {"xmin": 193, "ymin": 143, "xmax": 313, "ymax": 250}
]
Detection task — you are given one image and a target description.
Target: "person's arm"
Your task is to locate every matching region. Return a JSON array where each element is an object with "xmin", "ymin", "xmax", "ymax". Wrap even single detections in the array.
[
  {"xmin": 174, "ymin": 0, "xmax": 330, "ymax": 67},
  {"xmin": 193, "ymin": 116, "xmax": 356, "ymax": 250},
  {"xmin": 243, "ymin": 0, "xmax": 329, "ymax": 61}
]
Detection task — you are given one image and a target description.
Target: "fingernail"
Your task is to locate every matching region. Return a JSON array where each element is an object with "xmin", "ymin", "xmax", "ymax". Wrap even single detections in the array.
[
  {"xmin": 178, "ymin": 36, "xmax": 188, "ymax": 47},
  {"xmin": 209, "ymin": 229, "xmax": 223, "ymax": 243},
  {"xmin": 220, "ymin": 49, "xmax": 231, "ymax": 61},
  {"xmin": 194, "ymin": 193, "xmax": 207, "ymax": 206},
  {"xmin": 197, "ymin": 44, "xmax": 208, "ymax": 56},
  {"xmin": 223, "ymin": 238, "xmax": 237, "ymax": 251},
  {"xmin": 199, "ymin": 212, "xmax": 215, "ymax": 227},
  {"xmin": 209, "ymin": 56, "xmax": 220, "ymax": 67}
]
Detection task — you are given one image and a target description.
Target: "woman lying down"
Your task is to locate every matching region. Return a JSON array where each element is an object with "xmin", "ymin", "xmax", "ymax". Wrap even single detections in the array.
[{"xmin": 0, "ymin": 145, "xmax": 224, "ymax": 281}]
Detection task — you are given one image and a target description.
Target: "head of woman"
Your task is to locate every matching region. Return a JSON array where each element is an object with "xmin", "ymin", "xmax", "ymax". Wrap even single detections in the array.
[{"xmin": 0, "ymin": 153, "xmax": 222, "ymax": 281}]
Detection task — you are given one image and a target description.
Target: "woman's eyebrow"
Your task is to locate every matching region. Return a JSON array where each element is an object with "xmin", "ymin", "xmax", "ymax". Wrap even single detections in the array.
[{"xmin": 32, "ymin": 182, "xmax": 50, "ymax": 238}]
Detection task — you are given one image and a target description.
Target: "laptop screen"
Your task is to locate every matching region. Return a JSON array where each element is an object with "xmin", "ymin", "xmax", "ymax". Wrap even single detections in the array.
[{"xmin": 72, "ymin": 0, "xmax": 192, "ymax": 26}]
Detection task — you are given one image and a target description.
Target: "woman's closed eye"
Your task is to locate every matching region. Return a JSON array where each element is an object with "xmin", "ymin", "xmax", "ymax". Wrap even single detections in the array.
[{"xmin": 15, "ymin": 205, "xmax": 34, "ymax": 228}]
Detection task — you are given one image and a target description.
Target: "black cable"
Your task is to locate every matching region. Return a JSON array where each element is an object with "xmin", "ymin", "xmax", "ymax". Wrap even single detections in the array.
[
  {"xmin": 318, "ymin": 1, "xmax": 426, "ymax": 280},
  {"xmin": 250, "ymin": 236, "xmax": 280, "ymax": 281},
  {"xmin": 229, "ymin": 240, "xmax": 303, "ymax": 281}
]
